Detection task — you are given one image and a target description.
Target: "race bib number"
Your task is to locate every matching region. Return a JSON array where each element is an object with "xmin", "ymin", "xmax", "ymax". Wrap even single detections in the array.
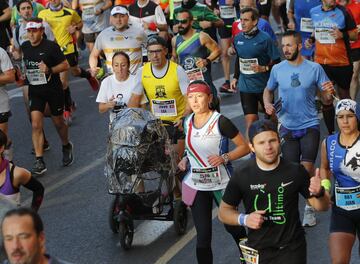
[
  {"xmin": 186, "ymin": 68, "xmax": 204, "ymax": 82},
  {"xmin": 315, "ymin": 28, "xmax": 335, "ymax": 44},
  {"xmin": 151, "ymin": 99, "xmax": 177, "ymax": 117},
  {"xmin": 83, "ymin": 6, "xmax": 95, "ymax": 20},
  {"xmin": 191, "ymin": 167, "xmax": 221, "ymax": 188},
  {"xmin": 26, "ymin": 69, "xmax": 47, "ymax": 85},
  {"xmin": 239, "ymin": 240, "xmax": 259, "ymax": 264},
  {"xmin": 239, "ymin": 58, "xmax": 258, "ymax": 74},
  {"xmin": 219, "ymin": 6, "xmax": 236, "ymax": 19},
  {"xmin": 335, "ymin": 185, "xmax": 360, "ymax": 211},
  {"xmin": 300, "ymin": 18, "xmax": 314, "ymax": 33}
]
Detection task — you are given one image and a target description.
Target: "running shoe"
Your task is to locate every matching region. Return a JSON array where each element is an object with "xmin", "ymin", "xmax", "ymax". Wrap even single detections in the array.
[
  {"xmin": 63, "ymin": 110, "xmax": 72, "ymax": 126},
  {"xmin": 32, "ymin": 159, "xmax": 47, "ymax": 175},
  {"xmin": 31, "ymin": 140, "xmax": 50, "ymax": 155},
  {"xmin": 219, "ymin": 82, "xmax": 235, "ymax": 94},
  {"xmin": 87, "ymin": 75, "xmax": 100, "ymax": 91},
  {"xmin": 62, "ymin": 141, "xmax": 74, "ymax": 166},
  {"xmin": 302, "ymin": 205, "xmax": 316, "ymax": 227}
]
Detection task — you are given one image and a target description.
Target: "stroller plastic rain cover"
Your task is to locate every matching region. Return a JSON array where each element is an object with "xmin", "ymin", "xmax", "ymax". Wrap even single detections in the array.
[{"xmin": 105, "ymin": 108, "xmax": 174, "ymax": 194}]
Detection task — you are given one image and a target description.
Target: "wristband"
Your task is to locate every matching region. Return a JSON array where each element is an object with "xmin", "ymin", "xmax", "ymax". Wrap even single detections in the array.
[
  {"xmin": 314, "ymin": 186, "xmax": 325, "ymax": 198},
  {"xmin": 321, "ymin": 179, "xmax": 331, "ymax": 192},
  {"xmin": 148, "ymin": 22, "xmax": 157, "ymax": 31},
  {"xmin": 238, "ymin": 213, "xmax": 247, "ymax": 226}
]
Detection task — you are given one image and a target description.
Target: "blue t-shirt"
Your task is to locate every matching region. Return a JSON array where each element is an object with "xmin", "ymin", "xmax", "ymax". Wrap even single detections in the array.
[
  {"xmin": 234, "ymin": 30, "xmax": 280, "ymax": 93},
  {"xmin": 258, "ymin": 18, "xmax": 277, "ymax": 42},
  {"xmin": 267, "ymin": 60, "xmax": 329, "ymax": 130}
]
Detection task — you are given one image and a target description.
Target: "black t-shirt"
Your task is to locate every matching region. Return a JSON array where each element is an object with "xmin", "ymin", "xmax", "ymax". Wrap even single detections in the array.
[
  {"xmin": 21, "ymin": 39, "xmax": 65, "ymax": 90},
  {"xmin": 0, "ymin": 0, "xmax": 10, "ymax": 49},
  {"xmin": 222, "ymin": 158, "xmax": 311, "ymax": 250},
  {"xmin": 218, "ymin": 115, "xmax": 239, "ymax": 139}
]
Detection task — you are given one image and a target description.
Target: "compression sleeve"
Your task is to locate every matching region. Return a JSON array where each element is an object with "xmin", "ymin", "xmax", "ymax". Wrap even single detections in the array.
[
  {"xmin": 234, "ymin": 55, "xmax": 240, "ymax": 80},
  {"xmin": 23, "ymin": 176, "xmax": 44, "ymax": 211}
]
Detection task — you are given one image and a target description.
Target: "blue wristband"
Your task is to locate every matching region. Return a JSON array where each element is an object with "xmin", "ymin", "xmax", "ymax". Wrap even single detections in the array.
[{"xmin": 238, "ymin": 213, "xmax": 247, "ymax": 226}]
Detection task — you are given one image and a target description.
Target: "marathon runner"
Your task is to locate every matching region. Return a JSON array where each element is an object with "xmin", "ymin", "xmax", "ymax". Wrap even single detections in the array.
[
  {"xmin": 320, "ymin": 99, "xmax": 360, "ymax": 264},
  {"xmin": 0, "ymin": 130, "xmax": 44, "ymax": 211},
  {"xmin": 218, "ymin": 119, "xmax": 330, "ymax": 264},
  {"xmin": 263, "ymin": 30, "xmax": 334, "ymax": 227},
  {"xmin": 72, "ymin": 0, "xmax": 112, "ymax": 52},
  {"xmin": 231, "ymin": 7, "xmax": 280, "ymax": 137},
  {"xmin": 89, "ymin": 5, "xmax": 147, "ymax": 75},
  {"xmin": 38, "ymin": 0, "xmax": 100, "ymax": 125},
  {"xmin": 178, "ymin": 81, "xmax": 249, "ymax": 264},
  {"xmin": 171, "ymin": 8, "xmax": 221, "ymax": 104},
  {"xmin": 307, "ymin": 0, "xmax": 358, "ymax": 134},
  {"xmin": 22, "ymin": 18, "xmax": 74, "ymax": 175}
]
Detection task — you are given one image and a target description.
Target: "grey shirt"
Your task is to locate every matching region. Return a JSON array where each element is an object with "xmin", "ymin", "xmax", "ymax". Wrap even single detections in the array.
[{"xmin": 0, "ymin": 48, "xmax": 14, "ymax": 114}]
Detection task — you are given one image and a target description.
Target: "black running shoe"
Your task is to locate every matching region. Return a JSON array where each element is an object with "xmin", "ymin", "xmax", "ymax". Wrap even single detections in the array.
[
  {"xmin": 62, "ymin": 142, "xmax": 74, "ymax": 166},
  {"xmin": 32, "ymin": 159, "xmax": 47, "ymax": 175}
]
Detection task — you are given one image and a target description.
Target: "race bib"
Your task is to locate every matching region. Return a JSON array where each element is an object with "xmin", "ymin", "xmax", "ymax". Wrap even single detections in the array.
[
  {"xmin": 300, "ymin": 18, "xmax": 314, "ymax": 33},
  {"xmin": 26, "ymin": 69, "xmax": 47, "ymax": 85},
  {"xmin": 239, "ymin": 58, "xmax": 258, "ymax": 74},
  {"xmin": 191, "ymin": 166, "xmax": 221, "ymax": 188},
  {"xmin": 219, "ymin": 6, "xmax": 236, "ymax": 19},
  {"xmin": 151, "ymin": 99, "xmax": 177, "ymax": 117},
  {"xmin": 315, "ymin": 28, "xmax": 335, "ymax": 44},
  {"xmin": 239, "ymin": 240, "xmax": 259, "ymax": 264},
  {"xmin": 82, "ymin": 6, "xmax": 95, "ymax": 20},
  {"xmin": 335, "ymin": 185, "xmax": 360, "ymax": 211},
  {"xmin": 186, "ymin": 68, "xmax": 204, "ymax": 82}
]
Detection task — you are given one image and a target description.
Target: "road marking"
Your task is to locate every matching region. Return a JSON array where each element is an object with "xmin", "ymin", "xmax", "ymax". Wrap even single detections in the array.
[
  {"xmin": 23, "ymin": 157, "xmax": 104, "ymax": 205},
  {"xmin": 154, "ymin": 208, "xmax": 218, "ymax": 264}
]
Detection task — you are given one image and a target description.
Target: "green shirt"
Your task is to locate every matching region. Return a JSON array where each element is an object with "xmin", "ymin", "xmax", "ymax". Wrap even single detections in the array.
[{"xmin": 174, "ymin": 3, "xmax": 220, "ymax": 30}]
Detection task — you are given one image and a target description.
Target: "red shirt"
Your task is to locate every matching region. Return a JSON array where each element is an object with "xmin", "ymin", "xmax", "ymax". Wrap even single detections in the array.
[{"xmin": 347, "ymin": 0, "xmax": 360, "ymax": 49}]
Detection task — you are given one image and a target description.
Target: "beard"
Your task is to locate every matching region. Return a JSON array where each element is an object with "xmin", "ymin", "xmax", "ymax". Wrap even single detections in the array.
[
  {"xmin": 285, "ymin": 47, "xmax": 299, "ymax": 61},
  {"xmin": 178, "ymin": 25, "xmax": 191, "ymax": 35}
]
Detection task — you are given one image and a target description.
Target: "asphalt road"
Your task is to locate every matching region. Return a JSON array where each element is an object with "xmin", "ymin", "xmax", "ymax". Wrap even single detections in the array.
[{"xmin": 3, "ymin": 55, "xmax": 360, "ymax": 264}]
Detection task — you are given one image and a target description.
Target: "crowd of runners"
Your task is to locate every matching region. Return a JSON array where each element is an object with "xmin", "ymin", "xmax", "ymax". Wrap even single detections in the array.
[{"xmin": 0, "ymin": 0, "xmax": 359, "ymax": 263}]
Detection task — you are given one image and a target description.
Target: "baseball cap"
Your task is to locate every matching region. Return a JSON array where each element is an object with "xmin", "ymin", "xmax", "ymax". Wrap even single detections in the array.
[
  {"xmin": 335, "ymin": 99, "xmax": 360, "ymax": 120},
  {"xmin": 111, "ymin": 5, "xmax": 129, "ymax": 16},
  {"xmin": 248, "ymin": 119, "xmax": 278, "ymax": 143},
  {"xmin": 26, "ymin": 21, "xmax": 43, "ymax": 30},
  {"xmin": 147, "ymin": 35, "xmax": 167, "ymax": 48},
  {"xmin": 186, "ymin": 81, "xmax": 211, "ymax": 95}
]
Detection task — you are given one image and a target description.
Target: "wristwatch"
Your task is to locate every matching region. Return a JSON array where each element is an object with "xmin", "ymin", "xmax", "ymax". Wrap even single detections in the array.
[
  {"xmin": 221, "ymin": 153, "xmax": 230, "ymax": 164},
  {"xmin": 313, "ymin": 186, "xmax": 325, "ymax": 198}
]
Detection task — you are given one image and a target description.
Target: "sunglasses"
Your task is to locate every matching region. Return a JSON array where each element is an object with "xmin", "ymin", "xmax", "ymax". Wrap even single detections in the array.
[{"xmin": 176, "ymin": 19, "xmax": 189, "ymax": 24}]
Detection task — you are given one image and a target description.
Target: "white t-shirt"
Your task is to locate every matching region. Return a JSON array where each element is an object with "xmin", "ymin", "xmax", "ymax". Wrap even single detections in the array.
[
  {"xmin": 96, "ymin": 74, "xmax": 147, "ymax": 122},
  {"xmin": 0, "ymin": 48, "xmax": 14, "ymax": 114},
  {"xmin": 80, "ymin": 0, "xmax": 109, "ymax": 34}
]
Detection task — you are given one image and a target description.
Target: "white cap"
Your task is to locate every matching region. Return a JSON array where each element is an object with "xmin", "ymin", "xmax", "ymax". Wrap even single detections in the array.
[
  {"xmin": 26, "ymin": 21, "xmax": 43, "ymax": 30},
  {"xmin": 111, "ymin": 5, "xmax": 129, "ymax": 16}
]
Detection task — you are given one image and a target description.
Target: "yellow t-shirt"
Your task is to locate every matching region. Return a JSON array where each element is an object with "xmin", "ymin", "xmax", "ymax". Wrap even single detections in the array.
[
  {"xmin": 38, "ymin": 8, "xmax": 81, "ymax": 55},
  {"xmin": 142, "ymin": 61, "xmax": 185, "ymax": 122}
]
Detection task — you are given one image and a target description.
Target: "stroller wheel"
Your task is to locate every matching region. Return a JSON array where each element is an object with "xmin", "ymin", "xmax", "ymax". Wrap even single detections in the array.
[
  {"xmin": 109, "ymin": 197, "xmax": 119, "ymax": 233},
  {"xmin": 173, "ymin": 200, "xmax": 188, "ymax": 235},
  {"xmin": 119, "ymin": 221, "xmax": 134, "ymax": 250}
]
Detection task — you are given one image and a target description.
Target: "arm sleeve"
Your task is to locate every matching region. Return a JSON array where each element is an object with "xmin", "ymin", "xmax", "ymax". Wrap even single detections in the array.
[
  {"xmin": 222, "ymin": 171, "xmax": 243, "ymax": 206},
  {"xmin": 266, "ymin": 65, "xmax": 279, "ymax": 91},
  {"xmin": 23, "ymin": 176, "xmax": 45, "ymax": 211},
  {"xmin": 298, "ymin": 164, "xmax": 311, "ymax": 199},
  {"xmin": 218, "ymin": 115, "xmax": 239, "ymax": 139},
  {"xmin": 342, "ymin": 6, "xmax": 356, "ymax": 31},
  {"xmin": 177, "ymin": 65, "xmax": 190, "ymax": 95},
  {"xmin": 0, "ymin": 48, "xmax": 13, "ymax": 71},
  {"xmin": 131, "ymin": 68, "xmax": 145, "ymax": 95},
  {"xmin": 234, "ymin": 55, "xmax": 240, "ymax": 79},
  {"xmin": 95, "ymin": 77, "xmax": 110, "ymax": 103}
]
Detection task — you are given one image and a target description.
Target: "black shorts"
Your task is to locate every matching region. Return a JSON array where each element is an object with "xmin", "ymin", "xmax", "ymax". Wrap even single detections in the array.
[
  {"xmin": 280, "ymin": 126, "xmax": 320, "ymax": 163},
  {"xmin": 257, "ymin": 0, "xmax": 272, "ymax": 17},
  {"xmin": 350, "ymin": 48, "xmax": 360, "ymax": 62},
  {"xmin": 165, "ymin": 125, "xmax": 185, "ymax": 143},
  {"xmin": 83, "ymin": 32, "xmax": 100, "ymax": 43},
  {"xmin": 29, "ymin": 87, "xmax": 64, "ymax": 116},
  {"xmin": 258, "ymin": 237, "xmax": 307, "ymax": 264},
  {"xmin": 0, "ymin": 111, "xmax": 11, "ymax": 123},
  {"xmin": 321, "ymin": 64, "xmax": 353, "ymax": 90},
  {"xmin": 65, "ymin": 52, "xmax": 79, "ymax": 67},
  {"xmin": 218, "ymin": 25, "xmax": 232, "ymax": 39},
  {"xmin": 240, "ymin": 91, "xmax": 266, "ymax": 115},
  {"xmin": 330, "ymin": 205, "xmax": 360, "ymax": 236}
]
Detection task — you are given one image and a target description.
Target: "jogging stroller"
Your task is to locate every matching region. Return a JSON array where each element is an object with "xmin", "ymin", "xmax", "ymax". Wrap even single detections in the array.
[{"xmin": 105, "ymin": 108, "xmax": 188, "ymax": 250}]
